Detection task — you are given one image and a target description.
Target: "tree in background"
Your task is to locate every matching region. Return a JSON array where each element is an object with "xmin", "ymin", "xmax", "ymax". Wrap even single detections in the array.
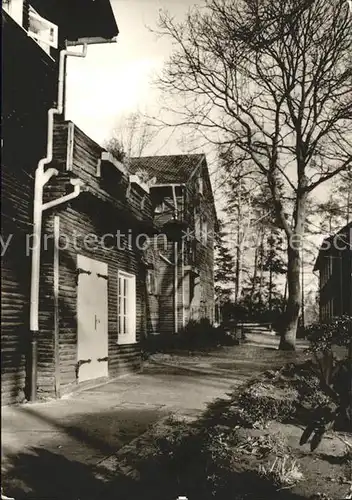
[
  {"xmin": 219, "ymin": 147, "xmax": 262, "ymax": 304},
  {"xmin": 219, "ymin": 146, "xmax": 287, "ymax": 317},
  {"xmin": 214, "ymin": 221, "xmax": 236, "ymax": 316},
  {"xmin": 154, "ymin": 0, "xmax": 352, "ymax": 350},
  {"xmin": 105, "ymin": 111, "xmax": 158, "ymax": 161},
  {"xmin": 316, "ymin": 167, "xmax": 352, "ymax": 234}
]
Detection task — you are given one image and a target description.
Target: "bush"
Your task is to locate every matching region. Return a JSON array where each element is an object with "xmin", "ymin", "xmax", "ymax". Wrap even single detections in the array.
[
  {"xmin": 143, "ymin": 318, "xmax": 239, "ymax": 353},
  {"xmin": 305, "ymin": 316, "xmax": 352, "ymax": 352},
  {"xmin": 201, "ymin": 359, "xmax": 344, "ymax": 431}
]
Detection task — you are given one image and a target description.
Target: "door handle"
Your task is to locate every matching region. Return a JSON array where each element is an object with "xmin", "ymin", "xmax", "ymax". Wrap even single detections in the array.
[{"xmin": 94, "ymin": 315, "xmax": 101, "ymax": 330}]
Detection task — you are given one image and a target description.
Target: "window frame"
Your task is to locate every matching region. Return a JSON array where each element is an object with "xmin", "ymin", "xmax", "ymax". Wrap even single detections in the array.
[
  {"xmin": 198, "ymin": 175, "xmax": 204, "ymax": 195},
  {"xmin": 194, "ymin": 208, "xmax": 201, "ymax": 241},
  {"xmin": 28, "ymin": 6, "xmax": 58, "ymax": 54},
  {"xmin": 201, "ymin": 217, "xmax": 208, "ymax": 245},
  {"xmin": 147, "ymin": 268, "xmax": 158, "ymax": 295},
  {"xmin": 3, "ymin": 0, "xmax": 23, "ymax": 26},
  {"xmin": 117, "ymin": 270, "xmax": 137, "ymax": 345}
]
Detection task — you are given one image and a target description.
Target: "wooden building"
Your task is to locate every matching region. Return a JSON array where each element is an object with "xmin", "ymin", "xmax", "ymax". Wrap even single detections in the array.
[
  {"xmin": 2, "ymin": 1, "xmax": 218, "ymax": 406},
  {"xmin": 314, "ymin": 222, "xmax": 352, "ymax": 322},
  {"xmin": 2, "ymin": 1, "xmax": 157, "ymax": 404},
  {"xmin": 130, "ymin": 154, "xmax": 218, "ymax": 337}
]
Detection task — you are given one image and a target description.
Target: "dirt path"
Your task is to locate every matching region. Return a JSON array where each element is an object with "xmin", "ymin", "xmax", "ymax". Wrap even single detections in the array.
[{"xmin": 1, "ymin": 333, "xmax": 308, "ymax": 498}]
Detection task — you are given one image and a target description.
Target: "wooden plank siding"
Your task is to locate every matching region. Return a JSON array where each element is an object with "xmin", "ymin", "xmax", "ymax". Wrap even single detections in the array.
[
  {"xmin": 1, "ymin": 12, "xmax": 57, "ymax": 405},
  {"xmin": 39, "ymin": 206, "xmax": 146, "ymax": 396},
  {"xmin": 32, "ymin": 120, "xmax": 154, "ymax": 398},
  {"xmin": 51, "ymin": 121, "xmax": 153, "ymax": 228},
  {"xmin": 316, "ymin": 223, "xmax": 352, "ymax": 322},
  {"xmin": 145, "ymin": 156, "xmax": 216, "ymax": 337}
]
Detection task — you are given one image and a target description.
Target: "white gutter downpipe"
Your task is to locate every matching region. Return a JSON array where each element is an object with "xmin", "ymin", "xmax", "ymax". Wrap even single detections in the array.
[
  {"xmin": 29, "ymin": 44, "xmax": 88, "ymax": 402},
  {"xmin": 181, "ymin": 238, "xmax": 185, "ymax": 328},
  {"xmin": 174, "ymin": 241, "xmax": 178, "ymax": 334}
]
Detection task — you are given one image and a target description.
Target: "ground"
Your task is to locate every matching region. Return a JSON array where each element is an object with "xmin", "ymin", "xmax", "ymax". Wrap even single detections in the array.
[{"xmin": 1, "ymin": 333, "xmax": 350, "ymax": 499}]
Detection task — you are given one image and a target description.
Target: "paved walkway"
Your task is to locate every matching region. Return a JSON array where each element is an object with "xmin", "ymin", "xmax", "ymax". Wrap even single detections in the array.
[{"xmin": 1, "ymin": 333, "xmax": 308, "ymax": 499}]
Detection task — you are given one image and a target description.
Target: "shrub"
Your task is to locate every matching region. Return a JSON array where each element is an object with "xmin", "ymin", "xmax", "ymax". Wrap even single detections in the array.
[
  {"xmin": 300, "ymin": 317, "xmax": 352, "ymax": 450},
  {"xmin": 236, "ymin": 382, "xmax": 298, "ymax": 426},
  {"xmin": 306, "ymin": 315, "xmax": 352, "ymax": 352},
  {"xmin": 143, "ymin": 318, "xmax": 239, "ymax": 353}
]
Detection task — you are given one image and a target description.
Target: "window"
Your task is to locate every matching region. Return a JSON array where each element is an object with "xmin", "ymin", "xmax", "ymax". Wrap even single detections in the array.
[
  {"xmin": 197, "ymin": 175, "xmax": 203, "ymax": 195},
  {"xmin": 321, "ymin": 256, "xmax": 332, "ymax": 287},
  {"xmin": 117, "ymin": 271, "xmax": 136, "ymax": 344},
  {"xmin": 28, "ymin": 7, "xmax": 58, "ymax": 55},
  {"xmin": 147, "ymin": 269, "xmax": 158, "ymax": 295},
  {"xmin": 194, "ymin": 208, "xmax": 201, "ymax": 241},
  {"xmin": 201, "ymin": 217, "xmax": 208, "ymax": 245},
  {"xmin": 3, "ymin": 1, "xmax": 58, "ymax": 55},
  {"xmin": 3, "ymin": 0, "xmax": 23, "ymax": 26}
]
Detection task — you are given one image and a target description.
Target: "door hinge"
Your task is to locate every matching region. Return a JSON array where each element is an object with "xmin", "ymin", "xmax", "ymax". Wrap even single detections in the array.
[
  {"xmin": 76, "ymin": 267, "xmax": 92, "ymax": 284},
  {"xmin": 96, "ymin": 273, "xmax": 108, "ymax": 280},
  {"xmin": 75, "ymin": 358, "xmax": 92, "ymax": 379},
  {"xmin": 97, "ymin": 357, "xmax": 108, "ymax": 363}
]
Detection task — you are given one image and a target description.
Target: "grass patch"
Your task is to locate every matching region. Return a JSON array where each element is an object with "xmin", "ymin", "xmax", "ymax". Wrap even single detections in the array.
[{"xmin": 258, "ymin": 455, "xmax": 304, "ymax": 489}]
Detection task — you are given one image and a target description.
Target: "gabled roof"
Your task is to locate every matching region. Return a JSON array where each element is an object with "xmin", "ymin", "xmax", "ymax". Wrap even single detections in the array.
[
  {"xmin": 129, "ymin": 154, "xmax": 205, "ymax": 184},
  {"xmin": 129, "ymin": 153, "xmax": 219, "ymax": 231},
  {"xmin": 314, "ymin": 222, "xmax": 352, "ymax": 271}
]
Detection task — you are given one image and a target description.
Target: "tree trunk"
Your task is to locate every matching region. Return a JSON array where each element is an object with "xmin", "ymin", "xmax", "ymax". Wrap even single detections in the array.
[
  {"xmin": 235, "ymin": 243, "xmax": 242, "ymax": 303},
  {"xmin": 258, "ymin": 231, "xmax": 265, "ymax": 305},
  {"xmin": 269, "ymin": 258, "xmax": 273, "ymax": 313},
  {"xmin": 250, "ymin": 241, "xmax": 260, "ymax": 314},
  {"xmin": 280, "ymin": 244, "xmax": 301, "ymax": 350}
]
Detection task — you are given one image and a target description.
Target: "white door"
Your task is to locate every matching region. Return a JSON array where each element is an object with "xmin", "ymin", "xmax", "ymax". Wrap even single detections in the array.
[{"xmin": 77, "ymin": 255, "xmax": 108, "ymax": 382}]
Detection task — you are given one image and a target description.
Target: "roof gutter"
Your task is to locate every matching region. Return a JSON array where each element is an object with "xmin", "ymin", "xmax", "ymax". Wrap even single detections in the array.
[
  {"xmin": 150, "ymin": 183, "xmax": 186, "ymax": 188},
  {"xmin": 66, "ymin": 36, "xmax": 117, "ymax": 46}
]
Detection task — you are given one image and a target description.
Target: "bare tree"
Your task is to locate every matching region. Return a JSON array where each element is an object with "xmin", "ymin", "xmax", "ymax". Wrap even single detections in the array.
[
  {"xmin": 105, "ymin": 111, "xmax": 158, "ymax": 160},
  {"xmin": 154, "ymin": 0, "xmax": 352, "ymax": 350}
]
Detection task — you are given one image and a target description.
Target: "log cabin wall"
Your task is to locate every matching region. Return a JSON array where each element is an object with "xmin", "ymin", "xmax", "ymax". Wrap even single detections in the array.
[
  {"xmin": 39, "ymin": 205, "xmax": 146, "ymax": 397},
  {"xmin": 183, "ymin": 158, "xmax": 215, "ymax": 325},
  {"xmin": 35, "ymin": 120, "xmax": 153, "ymax": 398},
  {"xmin": 2, "ymin": 1, "xmax": 120, "ymax": 404},
  {"xmin": 1, "ymin": 12, "xmax": 57, "ymax": 405}
]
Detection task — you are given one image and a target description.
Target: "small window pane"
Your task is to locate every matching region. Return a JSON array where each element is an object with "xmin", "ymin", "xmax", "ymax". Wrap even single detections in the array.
[
  {"xmin": 119, "ymin": 314, "xmax": 124, "ymax": 335},
  {"xmin": 117, "ymin": 272, "xmax": 136, "ymax": 343}
]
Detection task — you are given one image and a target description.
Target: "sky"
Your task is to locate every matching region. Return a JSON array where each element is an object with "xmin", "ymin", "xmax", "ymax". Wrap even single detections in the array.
[
  {"xmin": 63, "ymin": 0, "xmax": 339, "ymax": 296},
  {"xmin": 65, "ymin": 0, "xmax": 199, "ymax": 152}
]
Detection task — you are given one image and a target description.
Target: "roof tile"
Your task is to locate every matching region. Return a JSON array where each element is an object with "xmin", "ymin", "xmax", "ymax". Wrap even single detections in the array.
[{"xmin": 129, "ymin": 154, "xmax": 204, "ymax": 184}]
